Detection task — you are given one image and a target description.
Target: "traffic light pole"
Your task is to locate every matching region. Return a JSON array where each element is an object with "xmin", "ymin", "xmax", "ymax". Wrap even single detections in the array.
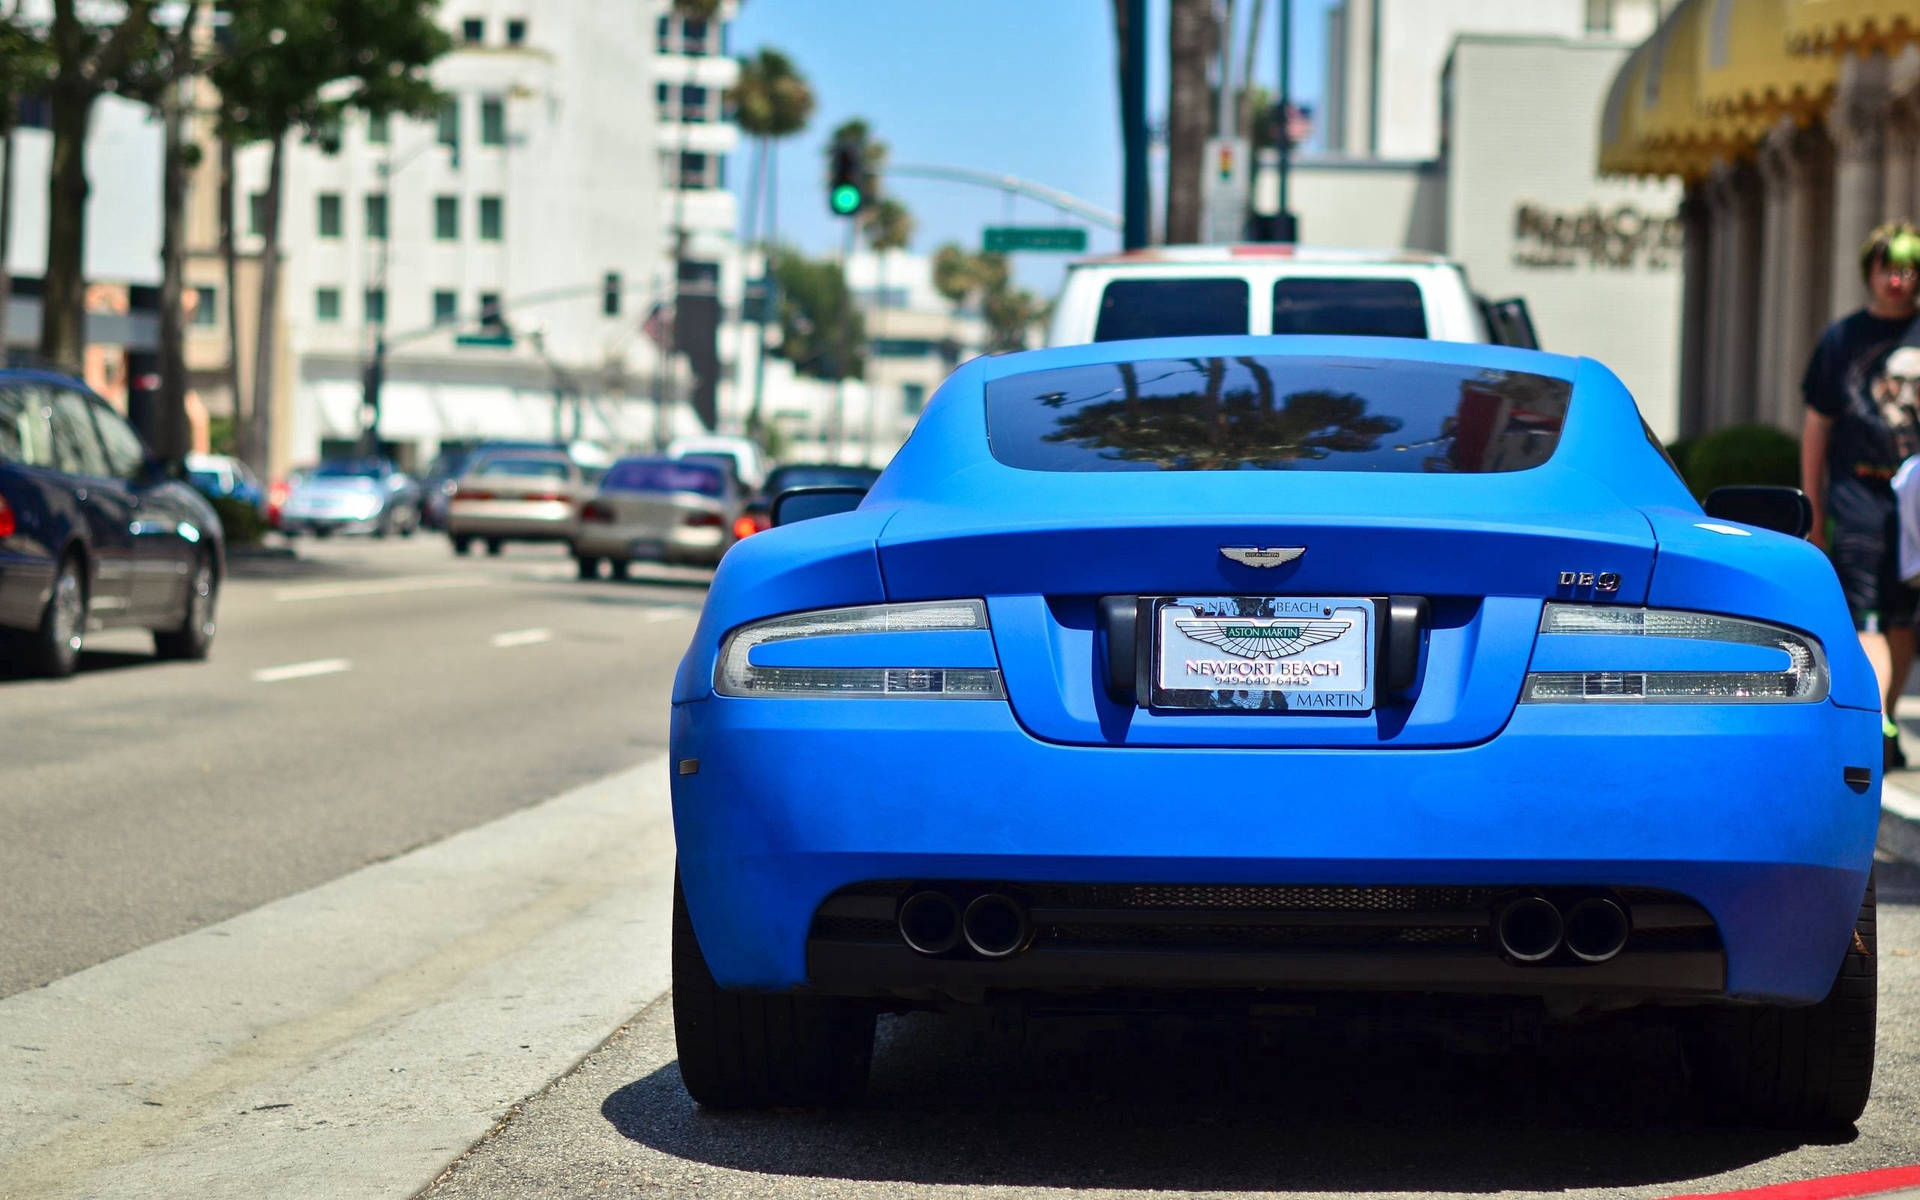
[{"xmin": 1122, "ymin": 0, "xmax": 1149, "ymax": 248}]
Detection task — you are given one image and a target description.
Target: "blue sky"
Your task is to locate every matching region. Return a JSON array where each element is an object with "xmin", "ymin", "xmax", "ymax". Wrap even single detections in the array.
[{"xmin": 727, "ymin": 0, "xmax": 1339, "ymax": 296}]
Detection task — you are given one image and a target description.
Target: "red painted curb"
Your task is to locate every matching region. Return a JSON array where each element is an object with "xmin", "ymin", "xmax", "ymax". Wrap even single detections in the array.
[{"xmin": 1661, "ymin": 1165, "xmax": 1920, "ymax": 1200}]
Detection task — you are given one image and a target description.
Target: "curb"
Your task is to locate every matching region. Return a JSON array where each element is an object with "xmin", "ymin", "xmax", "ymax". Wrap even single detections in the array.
[{"xmin": 1882, "ymin": 779, "xmax": 1920, "ymax": 865}]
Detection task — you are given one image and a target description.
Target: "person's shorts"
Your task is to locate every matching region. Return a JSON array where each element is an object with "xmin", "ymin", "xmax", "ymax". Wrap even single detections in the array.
[{"xmin": 1831, "ymin": 523, "xmax": 1919, "ymax": 631}]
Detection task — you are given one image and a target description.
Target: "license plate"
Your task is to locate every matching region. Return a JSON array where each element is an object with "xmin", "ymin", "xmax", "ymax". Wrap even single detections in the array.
[
  {"xmin": 628, "ymin": 538, "xmax": 666, "ymax": 560},
  {"xmin": 1151, "ymin": 596, "xmax": 1375, "ymax": 712}
]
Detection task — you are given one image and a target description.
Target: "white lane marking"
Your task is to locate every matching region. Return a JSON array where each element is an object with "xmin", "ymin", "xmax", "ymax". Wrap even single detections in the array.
[
  {"xmin": 0, "ymin": 756, "xmax": 675, "ymax": 1200},
  {"xmin": 641, "ymin": 606, "xmax": 699, "ymax": 623},
  {"xmin": 250, "ymin": 659, "xmax": 351, "ymax": 684},
  {"xmin": 1885, "ymin": 778, "xmax": 1920, "ymax": 823},
  {"xmin": 272, "ymin": 575, "xmax": 491, "ymax": 603},
  {"xmin": 490, "ymin": 627, "xmax": 553, "ymax": 648},
  {"xmin": 1694, "ymin": 522, "xmax": 1753, "ymax": 537}
]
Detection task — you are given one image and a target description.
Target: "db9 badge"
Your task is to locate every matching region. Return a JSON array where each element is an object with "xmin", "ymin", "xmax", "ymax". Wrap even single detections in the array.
[{"xmin": 1150, "ymin": 595, "xmax": 1375, "ymax": 713}]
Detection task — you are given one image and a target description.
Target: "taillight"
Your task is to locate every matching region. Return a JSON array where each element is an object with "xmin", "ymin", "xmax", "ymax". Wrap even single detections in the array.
[
  {"xmin": 581, "ymin": 501, "xmax": 614, "ymax": 523},
  {"xmin": 732, "ymin": 515, "xmax": 758, "ymax": 540},
  {"xmin": 683, "ymin": 511, "xmax": 724, "ymax": 528},
  {"xmin": 456, "ymin": 488, "xmax": 494, "ymax": 501},
  {"xmin": 521, "ymin": 492, "xmax": 568, "ymax": 503},
  {"xmin": 0, "ymin": 495, "xmax": 14, "ymax": 539},
  {"xmin": 715, "ymin": 600, "xmax": 1005, "ymax": 699}
]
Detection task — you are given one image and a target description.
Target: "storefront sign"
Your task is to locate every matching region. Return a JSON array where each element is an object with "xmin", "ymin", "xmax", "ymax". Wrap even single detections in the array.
[{"xmin": 1512, "ymin": 202, "xmax": 1683, "ymax": 270}]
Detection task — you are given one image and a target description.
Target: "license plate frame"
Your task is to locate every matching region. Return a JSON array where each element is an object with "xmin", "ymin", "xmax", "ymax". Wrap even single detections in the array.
[{"xmin": 1148, "ymin": 595, "xmax": 1377, "ymax": 713}]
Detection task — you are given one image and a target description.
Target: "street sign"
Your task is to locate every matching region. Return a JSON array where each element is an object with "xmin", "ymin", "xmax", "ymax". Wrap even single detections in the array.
[{"xmin": 983, "ymin": 225, "xmax": 1087, "ymax": 254}]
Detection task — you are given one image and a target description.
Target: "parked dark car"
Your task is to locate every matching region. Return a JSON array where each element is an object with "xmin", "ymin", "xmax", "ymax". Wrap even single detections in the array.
[
  {"xmin": 418, "ymin": 448, "xmax": 473, "ymax": 531},
  {"xmin": 185, "ymin": 453, "xmax": 267, "ymax": 517},
  {"xmin": 0, "ymin": 370, "xmax": 225, "ymax": 677}
]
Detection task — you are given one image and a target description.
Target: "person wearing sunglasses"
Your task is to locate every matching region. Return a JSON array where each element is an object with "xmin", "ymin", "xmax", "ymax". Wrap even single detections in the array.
[{"xmin": 1802, "ymin": 221, "xmax": 1920, "ymax": 769}]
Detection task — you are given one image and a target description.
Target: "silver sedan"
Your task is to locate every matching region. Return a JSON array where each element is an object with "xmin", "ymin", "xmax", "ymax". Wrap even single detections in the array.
[
  {"xmin": 446, "ymin": 451, "xmax": 587, "ymax": 556},
  {"xmin": 571, "ymin": 457, "xmax": 744, "ymax": 578}
]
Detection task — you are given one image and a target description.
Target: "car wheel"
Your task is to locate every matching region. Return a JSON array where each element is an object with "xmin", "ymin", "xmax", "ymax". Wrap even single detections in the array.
[
  {"xmin": 452, "ymin": 536, "xmax": 472, "ymax": 556},
  {"xmin": 671, "ymin": 874, "xmax": 873, "ymax": 1109},
  {"xmin": 1687, "ymin": 872, "xmax": 1876, "ymax": 1129},
  {"xmin": 610, "ymin": 559, "xmax": 631, "ymax": 580},
  {"xmin": 486, "ymin": 539, "xmax": 504, "ymax": 557},
  {"xmin": 154, "ymin": 552, "xmax": 217, "ymax": 661},
  {"xmin": 373, "ymin": 513, "xmax": 391, "ymax": 539},
  {"xmin": 400, "ymin": 512, "xmax": 417, "ymax": 538},
  {"xmin": 31, "ymin": 553, "xmax": 87, "ymax": 679},
  {"xmin": 313, "ymin": 526, "xmax": 334, "ymax": 539},
  {"xmin": 575, "ymin": 554, "xmax": 600, "ymax": 581}
]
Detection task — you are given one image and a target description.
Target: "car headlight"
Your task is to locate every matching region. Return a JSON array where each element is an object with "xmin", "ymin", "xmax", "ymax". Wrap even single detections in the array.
[
  {"xmin": 1521, "ymin": 603, "xmax": 1828, "ymax": 703},
  {"xmin": 715, "ymin": 600, "xmax": 1006, "ymax": 699}
]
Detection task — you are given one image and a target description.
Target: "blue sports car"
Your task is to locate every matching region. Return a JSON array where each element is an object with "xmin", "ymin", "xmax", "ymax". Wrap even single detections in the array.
[{"xmin": 669, "ymin": 336, "xmax": 1881, "ymax": 1125}]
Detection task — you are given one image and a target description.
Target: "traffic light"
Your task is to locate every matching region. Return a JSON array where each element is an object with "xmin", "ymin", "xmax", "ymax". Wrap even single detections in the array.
[{"xmin": 827, "ymin": 135, "xmax": 867, "ymax": 217}]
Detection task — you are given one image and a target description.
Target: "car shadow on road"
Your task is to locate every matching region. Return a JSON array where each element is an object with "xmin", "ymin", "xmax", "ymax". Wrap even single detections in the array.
[
  {"xmin": 0, "ymin": 646, "xmax": 158, "ymax": 681},
  {"xmin": 602, "ymin": 1006, "xmax": 1815, "ymax": 1192}
]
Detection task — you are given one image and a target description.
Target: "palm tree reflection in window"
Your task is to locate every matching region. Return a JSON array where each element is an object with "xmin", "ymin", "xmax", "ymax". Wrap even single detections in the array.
[{"xmin": 1038, "ymin": 356, "xmax": 1404, "ymax": 470}]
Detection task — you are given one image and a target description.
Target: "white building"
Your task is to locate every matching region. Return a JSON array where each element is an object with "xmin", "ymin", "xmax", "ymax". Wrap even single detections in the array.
[{"xmin": 235, "ymin": 0, "xmax": 740, "ymax": 473}]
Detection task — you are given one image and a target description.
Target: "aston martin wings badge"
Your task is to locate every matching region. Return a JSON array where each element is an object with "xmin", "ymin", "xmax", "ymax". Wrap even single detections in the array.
[
  {"xmin": 1175, "ymin": 616, "xmax": 1352, "ymax": 660},
  {"xmin": 1220, "ymin": 546, "xmax": 1305, "ymax": 568}
]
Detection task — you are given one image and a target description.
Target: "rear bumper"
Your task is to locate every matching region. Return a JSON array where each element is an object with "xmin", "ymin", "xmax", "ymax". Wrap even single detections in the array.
[
  {"xmin": 670, "ymin": 697, "xmax": 1880, "ymax": 1005},
  {"xmin": 448, "ymin": 502, "xmax": 576, "ymax": 539},
  {"xmin": 575, "ymin": 523, "xmax": 725, "ymax": 563}
]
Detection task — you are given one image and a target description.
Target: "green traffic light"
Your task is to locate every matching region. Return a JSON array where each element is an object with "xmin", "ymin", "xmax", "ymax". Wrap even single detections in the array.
[{"xmin": 830, "ymin": 184, "xmax": 862, "ymax": 215}]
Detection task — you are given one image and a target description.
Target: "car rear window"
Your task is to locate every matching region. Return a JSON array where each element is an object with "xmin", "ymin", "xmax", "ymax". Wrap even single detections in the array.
[
  {"xmin": 985, "ymin": 355, "xmax": 1571, "ymax": 474},
  {"xmin": 475, "ymin": 457, "xmax": 570, "ymax": 480},
  {"xmin": 1093, "ymin": 278, "xmax": 1250, "ymax": 342},
  {"xmin": 1272, "ymin": 278, "xmax": 1428, "ymax": 338},
  {"xmin": 602, "ymin": 460, "xmax": 724, "ymax": 496}
]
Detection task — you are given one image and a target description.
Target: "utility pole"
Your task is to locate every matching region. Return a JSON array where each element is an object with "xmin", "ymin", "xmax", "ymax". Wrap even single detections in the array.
[
  {"xmin": 1122, "ymin": 0, "xmax": 1150, "ymax": 249},
  {"xmin": 1276, "ymin": 0, "xmax": 1297, "ymax": 241}
]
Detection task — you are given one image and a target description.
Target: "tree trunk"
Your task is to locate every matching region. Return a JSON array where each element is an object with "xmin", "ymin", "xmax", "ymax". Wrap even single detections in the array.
[
  {"xmin": 248, "ymin": 133, "xmax": 285, "ymax": 474},
  {"xmin": 40, "ymin": 85, "xmax": 95, "ymax": 371},
  {"xmin": 1166, "ymin": 0, "xmax": 1214, "ymax": 245},
  {"xmin": 0, "ymin": 120, "xmax": 16, "ymax": 357},
  {"xmin": 155, "ymin": 74, "xmax": 191, "ymax": 462},
  {"xmin": 746, "ymin": 140, "xmax": 778, "ymax": 435},
  {"xmin": 219, "ymin": 124, "xmax": 243, "ymax": 457},
  {"xmin": 863, "ymin": 248, "xmax": 886, "ymax": 462},
  {"xmin": 1239, "ymin": 0, "xmax": 1268, "ymax": 138}
]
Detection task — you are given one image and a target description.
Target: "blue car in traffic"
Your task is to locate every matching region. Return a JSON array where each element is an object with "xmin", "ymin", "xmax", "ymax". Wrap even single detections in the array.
[{"xmin": 669, "ymin": 336, "xmax": 1881, "ymax": 1126}]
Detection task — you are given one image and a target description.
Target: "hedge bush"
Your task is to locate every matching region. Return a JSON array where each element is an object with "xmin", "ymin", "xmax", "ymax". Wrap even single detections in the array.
[
  {"xmin": 209, "ymin": 496, "xmax": 268, "ymax": 546},
  {"xmin": 1678, "ymin": 423, "xmax": 1800, "ymax": 498}
]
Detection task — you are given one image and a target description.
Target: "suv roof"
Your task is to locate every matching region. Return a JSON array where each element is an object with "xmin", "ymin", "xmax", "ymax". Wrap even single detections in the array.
[{"xmin": 1067, "ymin": 243, "xmax": 1456, "ymax": 269}]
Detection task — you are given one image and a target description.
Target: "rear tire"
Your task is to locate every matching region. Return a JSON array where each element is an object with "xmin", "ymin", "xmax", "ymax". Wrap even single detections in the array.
[
  {"xmin": 486, "ymin": 539, "xmax": 504, "ymax": 557},
  {"xmin": 672, "ymin": 875, "xmax": 873, "ymax": 1109},
  {"xmin": 1688, "ymin": 872, "xmax": 1876, "ymax": 1129},
  {"xmin": 452, "ymin": 536, "xmax": 472, "ymax": 556},
  {"xmin": 575, "ymin": 554, "xmax": 601, "ymax": 580},
  {"xmin": 610, "ymin": 558, "xmax": 631, "ymax": 580},
  {"xmin": 29, "ymin": 553, "xmax": 86, "ymax": 678},
  {"xmin": 153, "ymin": 552, "xmax": 217, "ymax": 661}
]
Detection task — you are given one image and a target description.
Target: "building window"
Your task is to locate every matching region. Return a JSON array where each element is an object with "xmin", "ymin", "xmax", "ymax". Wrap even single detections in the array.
[
  {"xmin": 480, "ymin": 96, "xmax": 506, "ymax": 145},
  {"xmin": 365, "ymin": 193, "xmax": 388, "ymax": 239},
  {"xmin": 681, "ymin": 18, "xmax": 709, "ymax": 54},
  {"xmin": 436, "ymin": 98, "xmax": 459, "ymax": 152},
  {"xmin": 315, "ymin": 288, "xmax": 341, "ymax": 322},
  {"xmin": 655, "ymin": 82, "xmax": 670, "ymax": 119},
  {"xmin": 1585, "ymin": 0, "xmax": 1613, "ymax": 32},
  {"xmin": 434, "ymin": 194, "xmax": 459, "ymax": 239},
  {"xmin": 506, "ymin": 18, "xmax": 527, "ymax": 44},
  {"xmin": 654, "ymin": 14, "xmax": 671, "ymax": 51},
  {"xmin": 317, "ymin": 192, "xmax": 342, "ymax": 238},
  {"xmin": 248, "ymin": 192, "xmax": 268, "ymax": 236},
  {"xmin": 902, "ymin": 382, "xmax": 928, "ymax": 415},
  {"xmin": 603, "ymin": 271, "xmax": 621, "ymax": 317},
  {"xmin": 191, "ymin": 284, "xmax": 218, "ymax": 327},
  {"xmin": 368, "ymin": 111, "xmax": 389, "ymax": 144},
  {"xmin": 365, "ymin": 288, "xmax": 386, "ymax": 324},
  {"xmin": 432, "ymin": 290, "xmax": 457, "ymax": 325},
  {"xmin": 667, "ymin": 150, "xmax": 718, "ymax": 189},
  {"xmin": 680, "ymin": 85, "xmax": 708, "ymax": 122},
  {"xmin": 478, "ymin": 195, "xmax": 503, "ymax": 241},
  {"xmin": 479, "ymin": 292, "xmax": 504, "ymax": 332},
  {"xmin": 461, "ymin": 17, "xmax": 484, "ymax": 43}
]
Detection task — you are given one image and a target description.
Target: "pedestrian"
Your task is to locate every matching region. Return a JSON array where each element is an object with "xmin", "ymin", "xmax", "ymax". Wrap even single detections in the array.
[{"xmin": 1801, "ymin": 221, "xmax": 1920, "ymax": 768}]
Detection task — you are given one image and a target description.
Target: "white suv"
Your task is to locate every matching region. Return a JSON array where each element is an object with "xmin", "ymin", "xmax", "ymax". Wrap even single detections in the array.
[{"xmin": 1046, "ymin": 244, "xmax": 1536, "ymax": 349}]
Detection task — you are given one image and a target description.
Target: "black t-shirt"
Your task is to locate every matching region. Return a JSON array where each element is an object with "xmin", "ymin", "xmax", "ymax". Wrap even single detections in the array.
[{"xmin": 1802, "ymin": 309, "xmax": 1918, "ymax": 532}]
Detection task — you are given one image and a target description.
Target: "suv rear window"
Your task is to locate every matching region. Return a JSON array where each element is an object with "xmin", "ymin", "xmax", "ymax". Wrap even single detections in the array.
[
  {"xmin": 1093, "ymin": 278, "xmax": 1249, "ymax": 342},
  {"xmin": 1272, "ymin": 278, "xmax": 1428, "ymax": 338},
  {"xmin": 475, "ymin": 457, "xmax": 570, "ymax": 480},
  {"xmin": 602, "ymin": 460, "xmax": 724, "ymax": 496},
  {"xmin": 985, "ymin": 355, "xmax": 1571, "ymax": 474}
]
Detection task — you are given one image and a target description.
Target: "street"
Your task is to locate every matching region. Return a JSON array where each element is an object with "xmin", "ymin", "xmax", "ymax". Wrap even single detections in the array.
[{"xmin": 1, "ymin": 537, "xmax": 1918, "ymax": 1199}]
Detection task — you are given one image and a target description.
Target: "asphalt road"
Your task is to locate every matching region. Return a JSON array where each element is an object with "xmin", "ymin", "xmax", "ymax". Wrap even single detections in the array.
[{"xmin": 0, "ymin": 534, "xmax": 701, "ymax": 998}]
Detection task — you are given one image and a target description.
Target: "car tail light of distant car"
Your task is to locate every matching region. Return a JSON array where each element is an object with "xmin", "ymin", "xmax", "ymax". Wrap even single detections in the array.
[
  {"xmin": 683, "ymin": 511, "xmax": 724, "ymax": 528},
  {"xmin": 1520, "ymin": 603, "xmax": 1828, "ymax": 704},
  {"xmin": 520, "ymin": 492, "xmax": 568, "ymax": 503},
  {"xmin": 581, "ymin": 500, "xmax": 614, "ymax": 523},
  {"xmin": 715, "ymin": 600, "xmax": 1006, "ymax": 699},
  {"xmin": 732, "ymin": 515, "xmax": 759, "ymax": 541},
  {"xmin": 0, "ymin": 495, "xmax": 14, "ymax": 538},
  {"xmin": 454, "ymin": 487, "xmax": 493, "ymax": 501}
]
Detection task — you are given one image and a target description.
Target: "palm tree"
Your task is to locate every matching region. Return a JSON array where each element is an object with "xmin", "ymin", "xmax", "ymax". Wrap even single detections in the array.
[
  {"xmin": 860, "ymin": 196, "xmax": 912, "ymax": 459},
  {"xmin": 1166, "ymin": 0, "xmax": 1213, "ymax": 243},
  {"xmin": 731, "ymin": 47, "xmax": 814, "ymax": 434},
  {"xmin": 931, "ymin": 243, "xmax": 975, "ymax": 314}
]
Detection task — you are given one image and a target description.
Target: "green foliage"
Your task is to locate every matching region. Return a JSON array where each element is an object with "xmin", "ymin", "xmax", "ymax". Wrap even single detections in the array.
[
  {"xmin": 208, "ymin": 416, "xmax": 238, "ymax": 457},
  {"xmin": 1680, "ymin": 424, "xmax": 1800, "ymax": 498},
  {"xmin": 862, "ymin": 196, "xmax": 913, "ymax": 254},
  {"xmin": 770, "ymin": 246, "xmax": 864, "ymax": 382},
  {"xmin": 210, "ymin": 0, "xmax": 451, "ymax": 146},
  {"xmin": 209, "ymin": 495, "xmax": 267, "ymax": 546},
  {"xmin": 928, "ymin": 243, "xmax": 1044, "ymax": 351},
  {"xmin": 0, "ymin": 15, "xmax": 55, "ymax": 121},
  {"xmin": 732, "ymin": 48, "xmax": 813, "ymax": 140}
]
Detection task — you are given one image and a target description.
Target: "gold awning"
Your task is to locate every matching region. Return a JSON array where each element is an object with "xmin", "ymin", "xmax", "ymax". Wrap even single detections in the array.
[
  {"xmin": 1599, "ymin": 38, "xmax": 1658, "ymax": 174},
  {"xmin": 1700, "ymin": 0, "xmax": 1838, "ymax": 116},
  {"xmin": 1602, "ymin": 0, "xmax": 1764, "ymax": 178},
  {"xmin": 1787, "ymin": 0, "xmax": 1920, "ymax": 54}
]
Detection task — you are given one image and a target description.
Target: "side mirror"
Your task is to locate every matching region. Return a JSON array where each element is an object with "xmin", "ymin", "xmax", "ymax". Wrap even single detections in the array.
[
  {"xmin": 1703, "ymin": 485, "xmax": 1813, "ymax": 539},
  {"xmin": 771, "ymin": 485, "xmax": 867, "ymax": 527}
]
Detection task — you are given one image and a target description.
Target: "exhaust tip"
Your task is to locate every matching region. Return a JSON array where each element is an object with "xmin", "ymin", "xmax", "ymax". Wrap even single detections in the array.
[
  {"xmin": 897, "ymin": 890, "xmax": 961, "ymax": 955},
  {"xmin": 1495, "ymin": 894, "xmax": 1564, "ymax": 963},
  {"xmin": 962, "ymin": 893, "xmax": 1030, "ymax": 959},
  {"xmin": 1563, "ymin": 896, "xmax": 1630, "ymax": 963}
]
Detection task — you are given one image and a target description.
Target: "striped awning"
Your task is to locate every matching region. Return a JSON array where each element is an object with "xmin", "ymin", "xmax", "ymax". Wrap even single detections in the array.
[{"xmin": 1787, "ymin": 0, "xmax": 1920, "ymax": 54}]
